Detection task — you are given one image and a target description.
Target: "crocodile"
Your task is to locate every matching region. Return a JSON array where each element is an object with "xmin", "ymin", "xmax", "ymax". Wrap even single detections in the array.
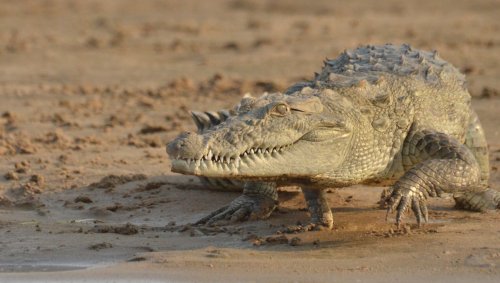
[{"xmin": 167, "ymin": 44, "xmax": 499, "ymax": 229}]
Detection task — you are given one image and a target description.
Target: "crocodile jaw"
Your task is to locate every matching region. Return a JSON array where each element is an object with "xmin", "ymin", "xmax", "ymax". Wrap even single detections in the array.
[
  {"xmin": 170, "ymin": 142, "xmax": 296, "ymax": 179},
  {"xmin": 169, "ymin": 134, "xmax": 350, "ymax": 180}
]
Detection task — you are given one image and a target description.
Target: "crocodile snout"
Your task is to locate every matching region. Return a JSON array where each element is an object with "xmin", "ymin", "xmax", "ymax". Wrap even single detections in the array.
[{"xmin": 166, "ymin": 131, "xmax": 204, "ymax": 160}]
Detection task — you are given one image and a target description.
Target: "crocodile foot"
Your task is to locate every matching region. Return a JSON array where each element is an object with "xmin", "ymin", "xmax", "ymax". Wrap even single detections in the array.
[
  {"xmin": 195, "ymin": 194, "xmax": 277, "ymax": 225},
  {"xmin": 303, "ymin": 189, "xmax": 334, "ymax": 229},
  {"xmin": 309, "ymin": 210, "xmax": 334, "ymax": 229},
  {"xmin": 386, "ymin": 187, "xmax": 429, "ymax": 228}
]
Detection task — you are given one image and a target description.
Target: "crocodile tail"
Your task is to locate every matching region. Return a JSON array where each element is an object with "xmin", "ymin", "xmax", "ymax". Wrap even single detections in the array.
[
  {"xmin": 190, "ymin": 110, "xmax": 231, "ymax": 133},
  {"xmin": 454, "ymin": 188, "xmax": 500, "ymax": 212}
]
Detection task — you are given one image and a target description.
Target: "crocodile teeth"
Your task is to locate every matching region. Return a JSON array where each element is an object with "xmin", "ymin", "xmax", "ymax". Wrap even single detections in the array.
[
  {"xmin": 248, "ymin": 154, "xmax": 258, "ymax": 161},
  {"xmin": 207, "ymin": 150, "xmax": 213, "ymax": 159}
]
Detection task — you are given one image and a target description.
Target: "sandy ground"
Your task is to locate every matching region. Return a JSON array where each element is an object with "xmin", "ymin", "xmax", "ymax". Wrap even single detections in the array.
[{"xmin": 0, "ymin": 0, "xmax": 499, "ymax": 282}]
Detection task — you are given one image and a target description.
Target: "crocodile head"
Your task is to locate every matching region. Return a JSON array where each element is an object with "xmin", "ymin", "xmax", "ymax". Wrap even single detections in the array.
[{"xmin": 167, "ymin": 90, "xmax": 354, "ymax": 182}]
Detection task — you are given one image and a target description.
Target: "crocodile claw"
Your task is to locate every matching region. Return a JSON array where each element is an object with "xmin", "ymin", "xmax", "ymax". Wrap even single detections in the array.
[
  {"xmin": 386, "ymin": 188, "xmax": 428, "ymax": 228},
  {"xmin": 195, "ymin": 194, "xmax": 277, "ymax": 226}
]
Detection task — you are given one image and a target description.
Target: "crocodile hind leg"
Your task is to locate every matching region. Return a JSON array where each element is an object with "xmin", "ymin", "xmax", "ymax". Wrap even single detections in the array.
[
  {"xmin": 464, "ymin": 110, "xmax": 489, "ymax": 186},
  {"xmin": 452, "ymin": 111, "xmax": 498, "ymax": 211},
  {"xmin": 303, "ymin": 188, "xmax": 333, "ymax": 229},
  {"xmin": 387, "ymin": 129, "xmax": 500, "ymax": 227},
  {"xmin": 196, "ymin": 182, "xmax": 278, "ymax": 225}
]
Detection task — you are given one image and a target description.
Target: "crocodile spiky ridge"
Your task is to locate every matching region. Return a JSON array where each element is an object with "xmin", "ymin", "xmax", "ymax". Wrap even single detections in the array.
[
  {"xmin": 319, "ymin": 44, "xmax": 465, "ymax": 86},
  {"xmin": 167, "ymin": 44, "xmax": 498, "ymax": 228}
]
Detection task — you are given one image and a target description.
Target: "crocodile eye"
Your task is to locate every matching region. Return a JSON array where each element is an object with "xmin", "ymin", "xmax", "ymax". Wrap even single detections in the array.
[{"xmin": 272, "ymin": 103, "xmax": 289, "ymax": 116}]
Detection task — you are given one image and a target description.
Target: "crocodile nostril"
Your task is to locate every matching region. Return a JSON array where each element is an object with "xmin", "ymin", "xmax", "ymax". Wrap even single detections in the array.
[{"xmin": 167, "ymin": 131, "xmax": 204, "ymax": 160}]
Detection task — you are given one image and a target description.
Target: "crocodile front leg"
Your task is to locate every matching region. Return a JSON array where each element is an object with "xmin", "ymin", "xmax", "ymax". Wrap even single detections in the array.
[
  {"xmin": 386, "ymin": 129, "xmax": 499, "ymax": 227},
  {"xmin": 196, "ymin": 182, "xmax": 278, "ymax": 225},
  {"xmin": 303, "ymin": 188, "xmax": 334, "ymax": 229}
]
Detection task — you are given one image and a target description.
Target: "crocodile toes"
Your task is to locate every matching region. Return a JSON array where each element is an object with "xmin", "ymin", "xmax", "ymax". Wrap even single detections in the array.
[
  {"xmin": 387, "ymin": 189, "xmax": 428, "ymax": 227},
  {"xmin": 309, "ymin": 210, "xmax": 334, "ymax": 229},
  {"xmin": 195, "ymin": 194, "xmax": 276, "ymax": 226}
]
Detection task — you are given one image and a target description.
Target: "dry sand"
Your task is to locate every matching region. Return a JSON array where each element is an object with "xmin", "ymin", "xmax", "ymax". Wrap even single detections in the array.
[{"xmin": 0, "ymin": 0, "xmax": 499, "ymax": 282}]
